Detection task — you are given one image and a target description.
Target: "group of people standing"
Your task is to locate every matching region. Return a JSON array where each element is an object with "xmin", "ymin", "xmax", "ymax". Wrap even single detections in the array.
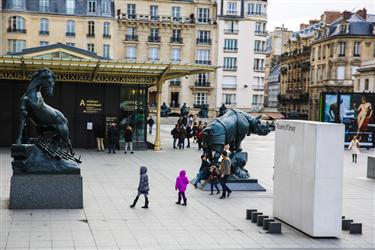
[
  {"xmin": 170, "ymin": 115, "xmax": 208, "ymax": 150},
  {"xmin": 94, "ymin": 123, "xmax": 134, "ymax": 154}
]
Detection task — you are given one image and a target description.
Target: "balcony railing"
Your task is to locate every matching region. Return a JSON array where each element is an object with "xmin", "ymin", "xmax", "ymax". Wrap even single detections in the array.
[
  {"xmin": 148, "ymin": 36, "xmax": 161, "ymax": 43},
  {"xmin": 254, "ymin": 67, "xmax": 265, "ymax": 72},
  {"xmin": 86, "ymin": 33, "xmax": 95, "ymax": 38},
  {"xmin": 252, "ymin": 85, "xmax": 265, "ymax": 91},
  {"xmin": 7, "ymin": 28, "xmax": 26, "ymax": 33},
  {"xmin": 148, "ymin": 58, "xmax": 159, "ymax": 61},
  {"xmin": 170, "ymin": 37, "xmax": 183, "ymax": 43},
  {"xmin": 223, "ymin": 66, "xmax": 237, "ymax": 71},
  {"xmin": 193, "ymin": 104, "xmax": 208, "ymax": 108},
  {"xmin": 197, "ymin": 18, "xmax": 211, "ymax": 23},
  {"xmin": 39, "ymin": 30, "xmax": 49, "ymax": 35},
  {"xmin": 196, "ymin": 38, "xmax": 212, "ymax": 45},
  {"xmin": 125, "ymin": 35, "xmax": 138, "ymax": 41},
  {"xmin": 120, "ymin": 13, "xmax": 196, "ymax": 24},
  {"xmin": 224, "ymin": 29, "xmax": 239, "ymax": 34},
  {"xmin": 103, "ymin": 34, "xmax": 111, "ymax": 38},
  {"xmin": 170, "ymin": 80, "xmax": 181, "ymax": 86},
  {"xmin": 195, "ymin": 60, "xmax": 211, "ymax": 65},
  {"xmin": 224, "ymin": 47, "xmax": 238, "ymax": 52},
  {"xmin": 246, "ymin": 12, "xmax": 267, "ymax": 17},
  {"xmin": 254, "ymin": 49, "xmax": 266, "ymax": 54},
  {"xmin": 195, "ymin": 81, "xmax": 211, "ymax": 87},
  {"xmin": 66, "ymin": 32, "xmax": 75, "ymax": 37},
  {"xmin": 222, "ymin": 84, "xmax": 237, "ymax": 89},
  {"xmin": 126, "ymin": 57, "xmax": 137, "ymax": 60},
  {"xmin": 255, "ymin": 31, "xmax": 267, "ymax": 36}
]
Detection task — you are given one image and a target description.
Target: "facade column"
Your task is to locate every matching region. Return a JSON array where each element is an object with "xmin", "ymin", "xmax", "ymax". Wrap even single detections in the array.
[{"xmin": 154, "ymin": 80, "xmax": 162, "ymax": 151}]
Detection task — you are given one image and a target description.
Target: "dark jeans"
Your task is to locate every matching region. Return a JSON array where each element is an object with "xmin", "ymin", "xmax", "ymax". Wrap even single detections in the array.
[
  {"xmin": 352, "ymin": 154, "xmax": 357, "ymax": 163},
  {"xmin": 173, "ymin": 138, "xmax": 178, "ymax": 148},
  {"xmin": 211, "ymin": 183, "xmax": 220, "ymax": 194},
  {"xmin": 178, "ymin": 191, "xmax": 187, "ymax": 204},
  {"xmin": 194, "ymin": 170, "xmax": 204, "ymax": 185},
  {"xmin": 108, "ymin": 142, "xmax": 116, "ymax": 153},
  {"xmin": 220, "ymin": 175, "xmax": 232, "ymax": 197},
  {"xmin": 186, "ymin": 138, "xmax": 190, "ymax": 147},
  {"xmin": 179, "ymin": 138, "xmax": 185, "ymax": 149}
]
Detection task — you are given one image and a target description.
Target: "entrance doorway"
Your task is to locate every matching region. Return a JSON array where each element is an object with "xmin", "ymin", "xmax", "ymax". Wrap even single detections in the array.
[{"xmin": 171, "ymin": 92, "xmax": 179, "ymax": 108}]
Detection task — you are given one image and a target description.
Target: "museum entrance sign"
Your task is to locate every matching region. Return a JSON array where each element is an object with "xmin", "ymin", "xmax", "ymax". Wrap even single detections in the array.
[{"xmin": 273, "ymin": 120, "xmax": 344, "ymax": 237}]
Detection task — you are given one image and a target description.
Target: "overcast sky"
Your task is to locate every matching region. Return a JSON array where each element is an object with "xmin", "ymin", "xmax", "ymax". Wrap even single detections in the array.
[{"xmin": 268, "ymin": 0, "xmax": 375, "ymax": 31}]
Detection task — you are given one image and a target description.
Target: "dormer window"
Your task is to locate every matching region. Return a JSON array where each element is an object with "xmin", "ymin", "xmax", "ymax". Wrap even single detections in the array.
[
  {"xmin": 102, "ymin": 0, "xmax": 111, "ymax": 16},
  {"xmin": 87, "ymin": 0, "xmax": 97, "ymax": 14},
  {"xmin": 12, "ymin": 0, "xmax": 25, "ymax": 10},
  {"xmin": 39, "ymin": 0, "xmax": 49, "ymax": 12},
  {"xmin": 340, "ymin": 24, "xmax": 347, "ymax": 34}
]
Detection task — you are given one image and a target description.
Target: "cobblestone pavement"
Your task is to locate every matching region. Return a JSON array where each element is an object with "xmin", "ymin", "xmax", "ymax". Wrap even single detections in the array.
[{"xmin": 1, "ymin": 125, "xmax": 374, "ymax": 249}]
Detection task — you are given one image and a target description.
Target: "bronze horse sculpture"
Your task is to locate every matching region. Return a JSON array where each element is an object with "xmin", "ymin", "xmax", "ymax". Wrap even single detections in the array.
[
  {"xmin": 16, "ymin": 68, "xmax": 73, "ymax": 154},
  {"xmin": 202, "ymin": 109, "xmax": 270, "ymax": 166}
]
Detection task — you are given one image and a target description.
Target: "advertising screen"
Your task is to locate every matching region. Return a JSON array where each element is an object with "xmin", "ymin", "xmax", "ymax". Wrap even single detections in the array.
[{"xmin": 321, "ymin": 92, "xmax": 375, "ymax": 147}]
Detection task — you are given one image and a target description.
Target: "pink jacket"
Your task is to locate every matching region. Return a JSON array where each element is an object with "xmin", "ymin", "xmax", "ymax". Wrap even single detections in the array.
[{"xmin": 175, "ymin": 170, "xmax": 189, "ymax": 192}]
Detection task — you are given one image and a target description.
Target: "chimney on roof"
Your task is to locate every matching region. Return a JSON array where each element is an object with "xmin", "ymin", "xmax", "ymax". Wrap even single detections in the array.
[
  {"xmin": 356, "ymin": 8, "xmax": 367, "ymax": 20},
  {"xmin": 309, "ymin": 19, "xmax": 319, "ymax": 25},
  {"xmin": 300, "ymin": 23, "xmax": 308, "ymax": 30},
  {"xmin": 321, "ymin": 11, "xmax": 342, "ymax": 24},
  {"xmin": 343, "ymin": 11, "xmax": 352, "ymax": 20}
]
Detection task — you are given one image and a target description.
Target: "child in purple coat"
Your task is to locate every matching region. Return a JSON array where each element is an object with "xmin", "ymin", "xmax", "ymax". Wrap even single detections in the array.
[{"xmin": 175, "ymin": 170, "xmax": 189, "ymax": 206}]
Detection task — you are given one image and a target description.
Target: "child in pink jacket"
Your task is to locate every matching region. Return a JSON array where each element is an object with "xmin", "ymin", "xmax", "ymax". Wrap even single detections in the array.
[{"xmin": 175, "ymin": 170, "xmax": 189, "ymax": 206}]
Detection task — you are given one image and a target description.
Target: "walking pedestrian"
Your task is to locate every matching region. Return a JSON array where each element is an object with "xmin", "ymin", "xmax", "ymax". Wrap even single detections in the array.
[
  {"xmin": 130, "ymin": 166, "xmax": 150, "ymax": 209},
  {"xmin": 208, "ymin": 164, "xmax": 220, "ymax": 195},
  {"xmin": 179, "ymin": 126, "xmax": 186, "ymax": 149},
  {"xmin": 94, "ymin": 124, "xmax": 105, "ymax": 151},
  {"xmin": 193, "ymin": 154, "xmax": 210, "ymax": 188},
  {"xmin": 192, "ymin": 122, "xmax": 198, "ymax": 143},
  {"xmin": 124, "ymin": 125, "xmax": 134, "ymax": 154},
  {"xmin": 147, "ymin": 116, "xmax": 155, "ymax": 135},
  {"xmin": 196, "ymin": 125, "xmax": 203, "ymax": 150},
  {"xmin": 219, "ymin": 150, "xmax": 232, "ymax": 199},
  {"xmin": 348, "ymin": 135, "xmax": 360, "ymax": 164},
  {"xmin": 107, "ymin": 123, "xmax": 119, "ymax": 154},
  {"xmin": 171, "ymin": 124, "xmax": 180, "ymax": 149},
  {"xmin": 175, "ymin": 170, "xmax": 189, "ymax": 206}
]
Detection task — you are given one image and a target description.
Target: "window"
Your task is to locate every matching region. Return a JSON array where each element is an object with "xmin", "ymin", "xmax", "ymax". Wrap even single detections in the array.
[
  {"xmin": 255, "ymin": 22, "xmax": 266, "ymax": 34},
  {"xmin": 40, "ymin": 41, "xmax": 49, "ymax": 46},
  {"xmin": 87, "ymin": 0, "xmax": 96, "ymax": 14},
  {"xmin": 336, "ymin": 66, "xmax": 345, "ymax": 80},
  {"xmin": 66, "ymin": 20, "xmax": 75, "ymax": 35},
  {"xmin": 149, "ymin": 47, "xmax": 159, "ymax": 61},
  {"xmin": 196, "ymin": 49, "xmax": 210, "ymax": 64},
  {"xmin": 172, "ymin": 6, "xmax": 181, "ymax": 20},
  {"xmin": 67, "ymin": 42, "xmax": 75, "ymax": 47},
  {"xmin": 318, "ymin": 46, "xmax": 321, "ymax": 59},
  {"xmin": 197, "ymin": 8, "xmax": 209, "ymax": 23},
  {"xmin": 39, "ymin": 19, "xmax": 49, "ymax": 35},
  {"xmin": 126, "ymin": 27, "xmax": 137, "ymax": 41},
  {"xmin": 254, "ymin": 58, "xmax": 264, "ymax": 70},
  {"xmin": 171, "ymin": 48, "xmax": 181, "ymax": 62},
  {"xmin": 340, "ymin": 24, "xmax": 347, "ymax": 34},
  {"xmin": 194, "ymin": 93, "xmax": 208, "ymax": 105},
  {"xmin": 150, "ymin": 5, "xmax": 158, "ymax": 20},
  {"xmin": 255, "ymin": 4, "xmax": 262, "ymax": 15},
  {"xmin": 66, "ymin": 0, "xmax": 75, "ymax": 14},
  {"xmin": 12, "ymin": 0, "xmax": 25, "ymax": 9},
  {"xmin": 222, "ymin": 76, "xmax": 236, "ymax": 88},
  {"xmin": 149, "ymin": 28, "xmax": 160, "ymax": 42},
  {"xmin": 171, "ymin": 29, "xmax": 182, "ymax": 42},
  {"xmin": 224, "ymin": 39, "xmax": 237, "ymax": 51},
  {"xmin": 127, "ymin": 46, "xmax": 136, "ymax": 60},
  {"xmin": 247, "ymin": 3, "xmax": 255, "ymax": 15},
  {"xmin": 103, "ymin": 22, "xmax": 110, "ymax": 37},
  {"xmin": 127, "ymin": 4, "xmax": 136, "ymax": 19},
  {"xmin": 253, "ymin": 77, "xmax": 264, "ymax": 90},
  {"xmin": 223, "ymin": 57, "xmax": 237, "ymax": 70},
  {"xmin": 353, "ymin": 42, "xmax": 361, "ymax": 56},
  {"xmin": 252, "ymin": 95, "xmax": 263, "ymax": 106},
  {"xmin": 197, "ymin": 73, "xmax": 209, "ymax": 84},
  {"xmin": 103, "ymin": 44, "xmax": 110, "ymax": 59},
  {"xmin": 8, "ymin": 39, "xmax": 26, "ymax": 53},
  {"xmin": 365, "ymin": 79, "xmax": 369, "ymax": 90},
  {"xmin": 254, "ymin": 40, "xmax": 265, "ymax": 52},
  {"xmin": 338, "ymin": 42, "xmax": 346, "ymax": 56},
  {"xmin": 102, "ymin": 0, "xmax": 111, "ymax": 15},
  {"xmin": 322, "ymin": 64, "xmax": 326, "ymax": 80},
  {"xmin": 224, "ymin": 20, "xmax": 239, "ymax": 33},
  {"xmin": 197, "ymin": 30, "xmax": 211, "ymax": 44},
  {"xmin": 227, "ymin": 2, "xmax": 237, "ymax": 15},
  {"xmin": 87, "ymin": 43, "xmax": 95, "ymax": 52},
  {"xmin": 88, "ymin": 21, "xmax": 95, "ymax": 36},
  {"xmin": 39, "ymin": 0, "xmax": 49, "ymax": 12},
  {"xmin": 223, "ymin": 94, "xmax": 236, "ymax": 105},
  {"xmin": 8, "ymin": 16, "xmax": 25, "ymax": 32}
]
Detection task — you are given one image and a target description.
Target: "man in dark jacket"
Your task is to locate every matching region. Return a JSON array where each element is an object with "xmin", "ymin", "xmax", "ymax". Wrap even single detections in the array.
[
  {"xmin": 147, "ymin": 117, "xmax": 154, "ymax": 135},
  {"xmin": 193, "ymin": 154, "xmax": 210, "ymax": 188},
  {"xmin": 107, "ymin": 123, "xmax": 119, "ymax": 154},
  {"xmin": 171, "ymin": 124, "xmax": 180, "ymax": 149},
  {"xmin": 94, "ymin": 125, "xmax": 105, "ymax": 151},
  {"xmin": 130, "ymin": 166, "xmax": 150, "ymax": 209}
]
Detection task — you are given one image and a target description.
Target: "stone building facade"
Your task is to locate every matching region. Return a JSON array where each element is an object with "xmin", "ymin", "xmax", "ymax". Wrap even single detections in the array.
[{"xmin": 354, "ymin": 59, "xmax": 375, "ymax": 93}]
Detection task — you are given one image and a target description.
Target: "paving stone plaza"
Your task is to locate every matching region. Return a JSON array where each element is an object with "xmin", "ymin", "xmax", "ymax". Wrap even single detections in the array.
[{"xmin": 1, "ymin": 125, "xmax": 374, "ymax": 250}]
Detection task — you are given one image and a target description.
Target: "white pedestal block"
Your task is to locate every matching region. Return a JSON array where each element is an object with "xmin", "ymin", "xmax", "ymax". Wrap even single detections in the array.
[{"xmin": 273, "ymin": 120, "xmax": 344, "ymax": 237}]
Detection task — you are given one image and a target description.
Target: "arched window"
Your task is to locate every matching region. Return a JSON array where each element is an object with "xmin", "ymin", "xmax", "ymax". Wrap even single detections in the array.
[
  {"xmin": 88, "ymin": 21, "xmax": 95, "ymax": 36},
  {"xmin": 8, "ymin": 16, "xmax": 25, "ymax": 32},
  {"xmin": 39, "ymin": 18, "xmax": 49, "ymax": 35},
  {"xmin": 103, "ymin": 22, "xmax": 110, "ymax": 37},
  {"xmin": 66, "ymin": 20, "xmax": 75, "ymax": 36}
]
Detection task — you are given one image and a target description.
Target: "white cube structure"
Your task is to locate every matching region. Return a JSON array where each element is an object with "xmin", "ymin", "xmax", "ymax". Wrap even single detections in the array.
[{"xmin": 273, "ymin": 120, "xmax": 344, "ymax": 237}]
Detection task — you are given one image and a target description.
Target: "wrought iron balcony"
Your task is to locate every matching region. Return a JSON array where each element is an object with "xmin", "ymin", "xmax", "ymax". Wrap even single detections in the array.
[
  {"xmin": 254, "ymin": 49, "xmax": 266, "ymax": 54},
  {"xmin": 224, "ymin": 29, "xmax": 239, "ymax": 34},
  {"xmin": 86, "ymin": 33, "xmax": 95, "ymax": 38},
  {"xmin": 193, "ymin": 104, "xmax": 209, "ymax": 108},
  {"xmin": 103, "ymin": 34, "xmax": 111, "ymax": 38},
  {"xmin": 125, "ymin": 35, "xmax": 138, "ymax": 41},
  {"xmin": 66, "ymin": 32, "xmax": 75, "ymax": 37},
  {"xmin": 39, "ymin": 31, "xmax": 49, "ymax": 35},
  {"xmin": 253, "ymin": 67, "xmax": 265, "ymax": 72},
  {"xmin": 223, "ymin": 66, "xmax": 237, "ymax": 71},
  {"xmin": 195, "ymin": 60, "xmax": 211, "ymax": 65},
  {"xmin": 194, "ymin": 81, "xmax": 211, "ymax": 87},
  {"xmin": 7, "ymin": 28, "xmax": 26, "ymax": 33},
  {"xmin": 170, "ymin": 80, "xmax": 181, "ymax": 86},
  {"xmin": 196, "ymin": 38, "xmax": 212, "ymax": 45},
  {"xmin": 255, "ymin": 31, "xmax": 267, "ymax": 36},
  {"xmin": 170, "ymin": 37, "xmax": 183, "ymax": 43},
  {"xmin": 119, "ymin": 13, "xmax": 195, "ymax": 25},
  {"xmin": 197, "ymin": 18, "xmax": 211, "ymax": 24},
  {"xmin": 224, "ymin": 47, "xmax": 238, "ymax": 52},
  {"xmin": 148, "ymin": 36, "xmax": 161, "ymax": 43},
  {"xmin": 252, "ymin": 85, "xmax": 265, "ymax": 91}
]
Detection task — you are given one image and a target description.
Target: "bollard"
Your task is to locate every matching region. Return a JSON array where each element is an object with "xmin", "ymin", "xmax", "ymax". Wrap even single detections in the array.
[
  {"xmin": 268, "ymin": 222, "xmax": 282, "ymax": 234},
  {"xmin": 246, "ymin": 209, "xmax": 257, "ymax": 220},
  {"xmin": 257, "ymin": 215, "xmax": 269, "ymax": 227},
  {"xmin": 263, "ymin": 218, "xmax": 275, "ymax": 230},
  {"xmin": 251, "ymin": 212, "xmax": 263, "ymax": 223},
  {"xmin": 349, "ymin": 223, "xmax": 362, "ymax": 234},
  {"xmin": 342, "ymin": 219, "xmax": 353, "ymax": 230}
]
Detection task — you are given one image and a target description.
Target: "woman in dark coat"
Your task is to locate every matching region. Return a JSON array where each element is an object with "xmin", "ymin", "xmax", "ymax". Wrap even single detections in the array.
[
  {"xmin": 94, "ymin": 125, "xmax": 105, "ymax": 151},
  {"xmin": 130, "ymin": 166, "xmax": 150, "ymax": 208},
  {"xmin": 124, "ymin": 125, "xmax": 133, "ymax": 154}
]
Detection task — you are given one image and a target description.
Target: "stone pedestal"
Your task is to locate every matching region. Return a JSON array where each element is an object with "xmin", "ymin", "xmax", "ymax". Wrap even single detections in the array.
[
  {"xmin": 191, "ymin": 178, "xmax": 266, "ymax": 191},
  {"xmin": 273, "ymin": 120, "xmax": 344, "ymax": 237},
  {"xmin": 9, "ymin": 174, "xmax": 83, "ymax": 209}
]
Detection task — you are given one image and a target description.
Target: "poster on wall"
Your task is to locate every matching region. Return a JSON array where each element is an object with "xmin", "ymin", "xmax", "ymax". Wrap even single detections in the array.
[{"xmin": 321, "ymin": 92, "xmax": 375, "ymax": 147}]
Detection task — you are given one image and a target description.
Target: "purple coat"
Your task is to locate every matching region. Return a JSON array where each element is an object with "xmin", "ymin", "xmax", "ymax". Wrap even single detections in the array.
[{"xmin": 175, "ymin": 170, "xmax": 189, "ymax": 192}]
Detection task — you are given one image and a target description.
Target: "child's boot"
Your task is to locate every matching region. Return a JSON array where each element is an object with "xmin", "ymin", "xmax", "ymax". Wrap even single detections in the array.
[
  {"xmin": 142, "ymin": 197, "xmax": 149, "ymax": 209},
  {"xmin": 181, "ymin": 199, "xmax": 187, "ymax": 206},
  {"xmin": 130, "ymin": 196, "xmax": 139, "ymax": 208}
]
